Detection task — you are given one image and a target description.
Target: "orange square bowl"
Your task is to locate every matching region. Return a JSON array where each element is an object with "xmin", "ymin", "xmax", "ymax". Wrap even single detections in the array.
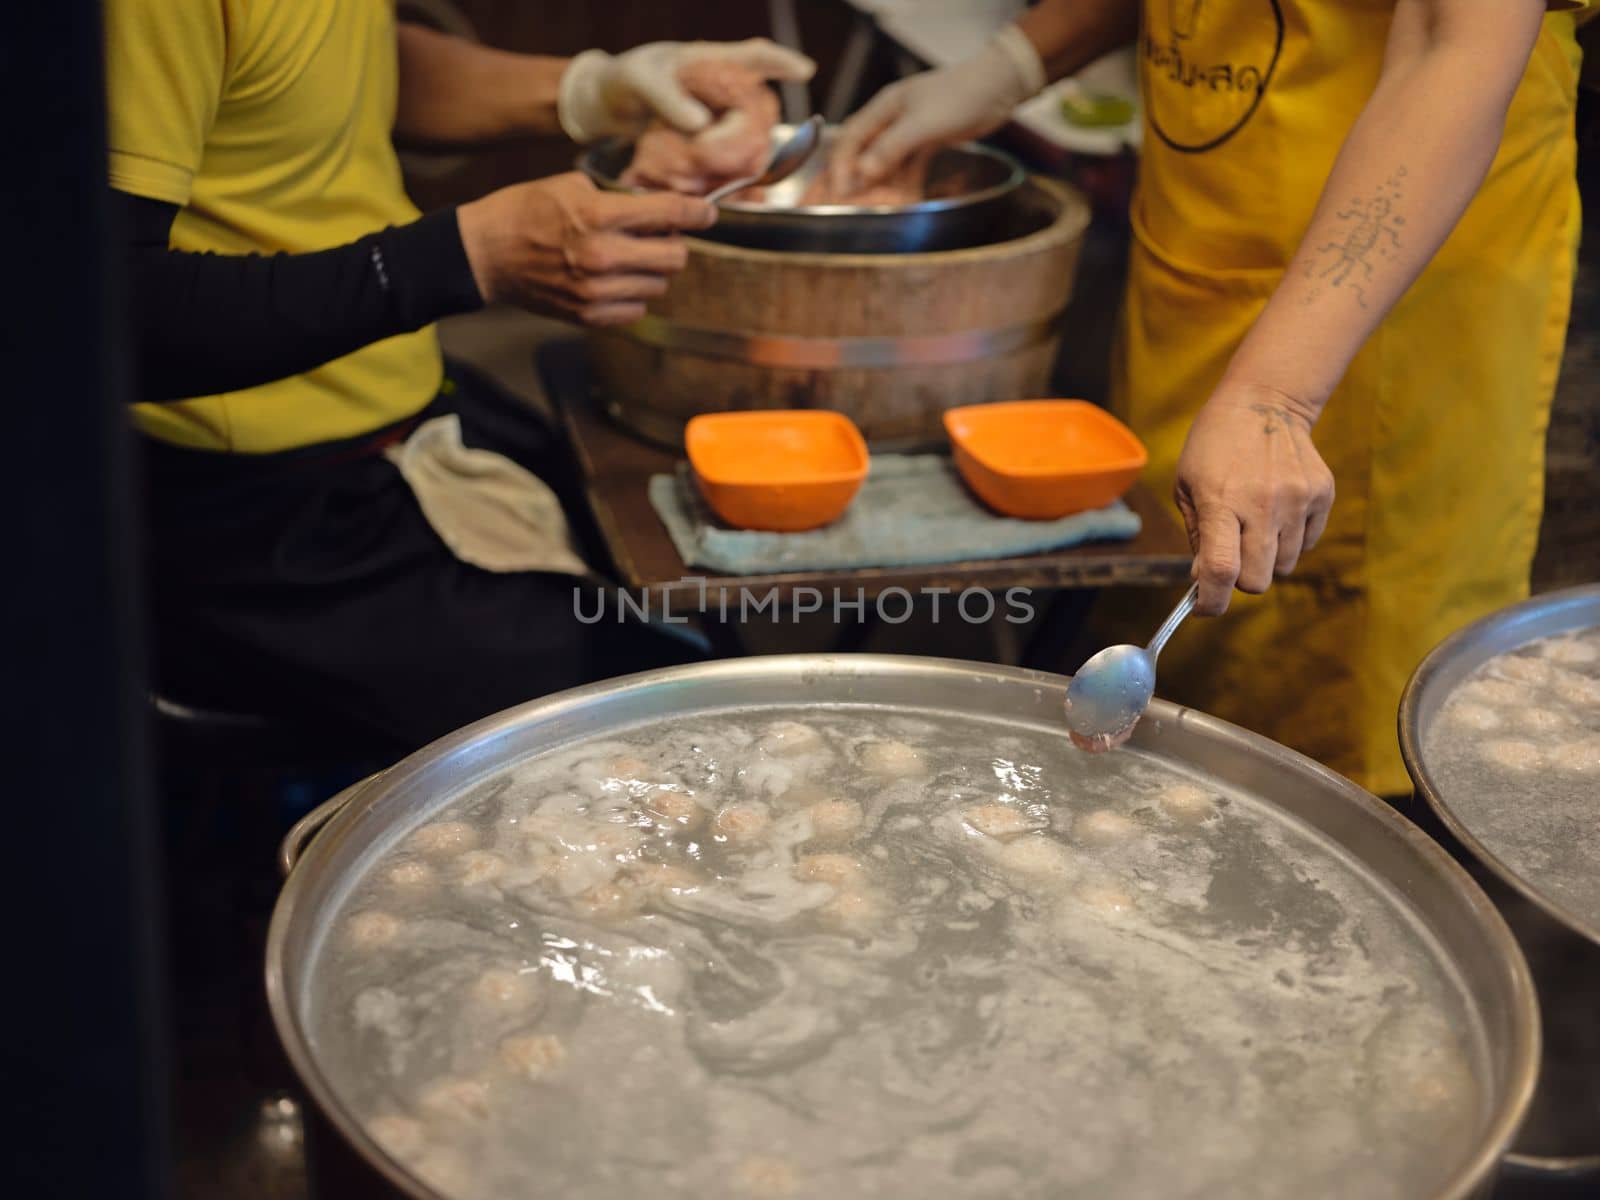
[
  {"xmin": 944, "ymin": 400, "xmax": 1148, "ymax": 520},
  {"xmin": 686, "ymin": 411, "xmax": 869, "ymax": 532}
]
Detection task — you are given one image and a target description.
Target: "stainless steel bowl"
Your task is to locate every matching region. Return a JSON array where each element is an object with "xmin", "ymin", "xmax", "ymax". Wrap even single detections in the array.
[
  {"xmin": 271, "ymin": 655, "xmax": 1537, "ymax": 1200},
  {"xmin": 579, "ymin": 124, "xmax": 1030, "ymax": 254},
  {"xmin": 1401, "ymin": 584, "xmax": 1600, "ymax": 1178},
  {"xmin": 1401, "ymin": 584, "xmax": 1600, "ymax": 945}
]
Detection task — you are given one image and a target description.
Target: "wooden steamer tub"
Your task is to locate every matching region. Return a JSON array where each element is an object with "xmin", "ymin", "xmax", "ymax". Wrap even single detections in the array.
[{"xmin": 586, "ymin": 179, "xmax": 1091, "ymax": 448}]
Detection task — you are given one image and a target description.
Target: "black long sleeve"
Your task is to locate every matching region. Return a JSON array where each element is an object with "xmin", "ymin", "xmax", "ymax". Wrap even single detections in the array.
[{"xmin": 117, "ymin": 190, "xmax": 484, "ymax": 403}]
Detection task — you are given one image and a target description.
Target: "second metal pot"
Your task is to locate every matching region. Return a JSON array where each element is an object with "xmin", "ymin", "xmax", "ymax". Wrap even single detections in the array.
[{"xmin": 1401, "ymin": 584, "xmax": 1600, "ymax": 1181}]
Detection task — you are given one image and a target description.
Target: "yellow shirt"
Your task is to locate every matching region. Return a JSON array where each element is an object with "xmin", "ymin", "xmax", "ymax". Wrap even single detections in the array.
[{"xmin": 105, "ymin": 0, "xmax": 442, "ymax": 453}]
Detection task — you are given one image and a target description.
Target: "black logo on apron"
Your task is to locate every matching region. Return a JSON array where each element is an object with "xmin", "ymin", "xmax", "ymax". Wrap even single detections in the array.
[{"xmin": 1141, "ymin": 0, "xmax": 1284, "ymax": 154}]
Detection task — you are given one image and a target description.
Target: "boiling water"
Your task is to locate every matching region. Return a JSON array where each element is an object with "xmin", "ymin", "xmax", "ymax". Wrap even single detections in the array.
[
  {"xmin": 308, "ymin": 707, "xmax": 1487, "ymax": 1199},
  {"xmin": 1425, "ymin": 626, "xmax": 1600, "ymax": 927}
]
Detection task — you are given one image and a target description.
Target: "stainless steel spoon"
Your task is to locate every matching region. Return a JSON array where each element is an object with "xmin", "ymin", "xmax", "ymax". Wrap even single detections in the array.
[
  {"xmin": 1064, "ymin": 582, "xmax": 1200, "ymax": 752},
  {"xmin": 703, "ymin": 115, "xmax": 824, "ymax": 205}
]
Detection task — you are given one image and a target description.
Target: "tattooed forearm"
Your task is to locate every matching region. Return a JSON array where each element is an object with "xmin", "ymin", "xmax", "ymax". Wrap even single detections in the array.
[{"xmin": 1300, "ymin": 168, "xmax": 1407, "ymax": 309}]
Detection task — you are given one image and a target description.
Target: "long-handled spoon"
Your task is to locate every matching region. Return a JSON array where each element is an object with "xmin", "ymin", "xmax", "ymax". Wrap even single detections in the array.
[
  {"xmin": 703, "ymin": 115, "xmax": 824, "ymax": 204},
  {"xmin": 1064, "ymin": 583, "xmax": 1200, "ymax": 752}
]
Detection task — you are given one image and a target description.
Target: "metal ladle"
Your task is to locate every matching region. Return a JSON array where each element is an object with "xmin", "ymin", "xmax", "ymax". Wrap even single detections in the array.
[
  {"xmin": 1064, "ymin": 583, "xmax": 1200, "ymax": 752},
  {"xmin": 703, "ymin": 115, "xmax": 824, "ymax": 205}
]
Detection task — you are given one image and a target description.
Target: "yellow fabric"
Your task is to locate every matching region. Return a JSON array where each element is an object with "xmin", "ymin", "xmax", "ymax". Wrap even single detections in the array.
[
  {"xmin": 104, "ymin": 0, "xmax": 442, "ymax": 453},
  {"xmin": 1114, "ymin": 1, "xmax": 1583, "ymax": 795}
]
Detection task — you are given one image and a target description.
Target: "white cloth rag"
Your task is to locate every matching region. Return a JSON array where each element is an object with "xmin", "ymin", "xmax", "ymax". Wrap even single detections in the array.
[{"xmin": 385, "ymin": 414, "xmax": 590, "ymax": 577}]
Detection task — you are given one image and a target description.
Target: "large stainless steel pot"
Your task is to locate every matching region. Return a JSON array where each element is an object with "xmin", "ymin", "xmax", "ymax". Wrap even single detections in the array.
[
  {"xmin": 1401, "ymin": 584, "xmax": 1600, "ymax": 1183},
  {"xmin": 580, "ymin": 124, "xmax": 1030, "ymax": 254},
  {"xmin": 271, "ymin": 654, "xmax": 1538, "ymax": 1200}
]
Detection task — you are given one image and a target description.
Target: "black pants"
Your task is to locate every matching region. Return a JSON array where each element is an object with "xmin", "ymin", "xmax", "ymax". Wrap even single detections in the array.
[{"xmin": 140, "ymin": 364, "xmax": 704, "ymax": 752}]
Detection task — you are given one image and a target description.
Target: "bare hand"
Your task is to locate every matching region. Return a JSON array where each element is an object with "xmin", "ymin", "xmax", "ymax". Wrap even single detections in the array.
[
  {"xmin": 457, "ymin": 173, "xmax": 715, "ymax": 327},
  {"xmin": 1173, "ymin": 383, "xmax": 1335, "ymax": 616}
]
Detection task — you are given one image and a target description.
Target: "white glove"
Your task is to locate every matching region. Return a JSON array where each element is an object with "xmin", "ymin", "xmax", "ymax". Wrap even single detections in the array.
[
  {"xmin": 830, "ymin": 25, "xmax": 1046, "ymax": 190},
  {"xmin": 558, "ymin": 38, "xmax": 816, "ymax": 144}
]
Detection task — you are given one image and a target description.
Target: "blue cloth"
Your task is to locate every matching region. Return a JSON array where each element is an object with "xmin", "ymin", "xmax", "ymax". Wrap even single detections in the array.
[{"xmin": 647, "ymin": 454, "xmax": 1141, "ymax": 575}]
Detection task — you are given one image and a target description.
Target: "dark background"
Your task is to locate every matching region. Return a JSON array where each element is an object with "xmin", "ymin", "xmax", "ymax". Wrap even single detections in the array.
[{"xmin": 3, "ymin": 1, "xmax": 168, "ymax": 1199}]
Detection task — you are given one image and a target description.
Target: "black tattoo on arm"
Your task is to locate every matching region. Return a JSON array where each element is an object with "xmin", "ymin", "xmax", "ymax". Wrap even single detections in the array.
[
  {"xmin": 1249, "ymin": 402, "xmax": 1282, "ymax": 433},
  {"xmin": 1300, "ymin": 167, "xmax": 1407, "ymax": 309},
  {"xmin": 1247, "ymin": 401, "xmax": 1310, "ymax": 435}
]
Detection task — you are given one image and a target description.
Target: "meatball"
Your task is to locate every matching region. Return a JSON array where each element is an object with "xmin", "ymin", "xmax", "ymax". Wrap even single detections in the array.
[
  {"xmin": 644, "ymin": 788, "xmax": 706, "ymax": 831},
  {"xmin": 962, "ymin": 803, "xmax": 1044, "ymax": 840},
  {"xmin": 1479, "ymin": 739, "xmax": 1544, "ymax": 771},
  {"xmin": 775, "ymin": 781, "xmax": 831, "ymax": 810},
  {"xmin": 795, "ymin": 853, "xmax": 866, "ymax": 886},
  {"xmin": 1495, "ymin": 655, "xmax": 1561, "ymax": 686},
  {"xmin": 1458, "ymin": 678, "xmax": 1532, "ymax": 708},
  {"xmin": 1539, "ymin": 636, "xmax": 1599, "ymax": 667},
  {"xmin": 860, "ymin": 739, "xmax": 925, "ymax": 778},
  {"xmin": 572, "ymin": 880, "xmax": 644, "ymax": 922},
  {"xmin": 406, "ymin": 821, "xmax": 479, "ymax": 859},
  {"xmin": 1549, "ymin": 737, "xmax": 1600, "ymax": 773},
  {"xmin": 1510, "ymin": 706, "xmax": 1574, "ymax": 734},
  {"xmin": 455, "ymin": 850, "xmax": 509, "ymax": 887},
  {"xmin": 999, "ymin": 835, "xmax": 1078, "ymax": 885},
  {"xmin": 417, "ymin": 1077, "xmax": 490, "ymax": 1122},
  {"xmin": 1446, "ymin": 701, "xmax": 1502, "ymax": 732},
  {"xmin": 819, "ymin": 888, "xmax": 884, "ymax": 934},
  {"xmin": 713, "ymin": 802, "xmax": 773, "ymax": 846},
  {"xmin": 610, "ymin": 754, "xmax": 651, "ymax": 779},
  {"xmin": 1074, "ymin": 809, "xmax": 1140, "ymax": 845},
  {"xmin": 629, "ymin": 861, "xmax": 704, "ymax": 904},
  {"xmin": 500, "ymin": 1032, "xmax": 567, "ymax": 1082},
  {"xmin": 384, "ymin": 859, "xmax": 436, "ymax": 890},
  {"xmin": 1156, "ymin": 783, "xmax": 1216, "ymax": 824},
  {"xmin": 1556, "ymin": 675, "xmax": 1600, "ymax": 707},
  {"xmin": 541, "ymin": 848, "xmax": 621, "ymax": 899},
  {"xmin": 1072, "ymin": 878, "xmax": 1137, "ymax": 916},
  {"xmin": 346, "ymin": 910, "xmax": 402, "ymax": 949},
  {"xmin": 759, "ymin": 720, "xmax": 825, "ymax": 758},
  {"xmin": 800, "ymin": 146, "xmax": 933, "ymax": 205},
  {"xmin": 471, "ymin": 968, "xmax": 541, "ymax": 1010},
  {"xmin": 805, "ymin": 799, "xmax": 865, "ymax": 845}
]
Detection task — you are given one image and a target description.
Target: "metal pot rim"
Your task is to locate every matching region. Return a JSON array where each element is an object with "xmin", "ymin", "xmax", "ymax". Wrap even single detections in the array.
[
  {"xmin": 671, "ymin": 174, "xmax": 1089, "ymax": 268},
  {"xmin": 271, "ymin": 652, "xmax": 1540, "ymax": 1200},
  {"xmin": 580, "ymin": 124, "xmax": 1026, "ymax": 220},
  {"xmin": 1399, "ymin": 583, "xmax": 1600, "ymax": 949},
  {"xmin": 579, "ymin": 125, "xmax": 1033, "ymax": 255}
]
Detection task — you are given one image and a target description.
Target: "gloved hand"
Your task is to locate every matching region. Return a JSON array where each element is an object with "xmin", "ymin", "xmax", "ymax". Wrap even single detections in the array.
[
  {"xmin": 829, "ymin": 25, "xmax": 1046, "ymax": 193},
  {"xmin": 558, "ymin": 38, "xmax": 815, "ymax": 144}
]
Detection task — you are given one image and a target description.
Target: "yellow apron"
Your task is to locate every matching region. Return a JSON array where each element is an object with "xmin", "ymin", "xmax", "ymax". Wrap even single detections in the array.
[{"xmin": 1113, "ymin": 1, "xmax": 1585, "ymax": 795}]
